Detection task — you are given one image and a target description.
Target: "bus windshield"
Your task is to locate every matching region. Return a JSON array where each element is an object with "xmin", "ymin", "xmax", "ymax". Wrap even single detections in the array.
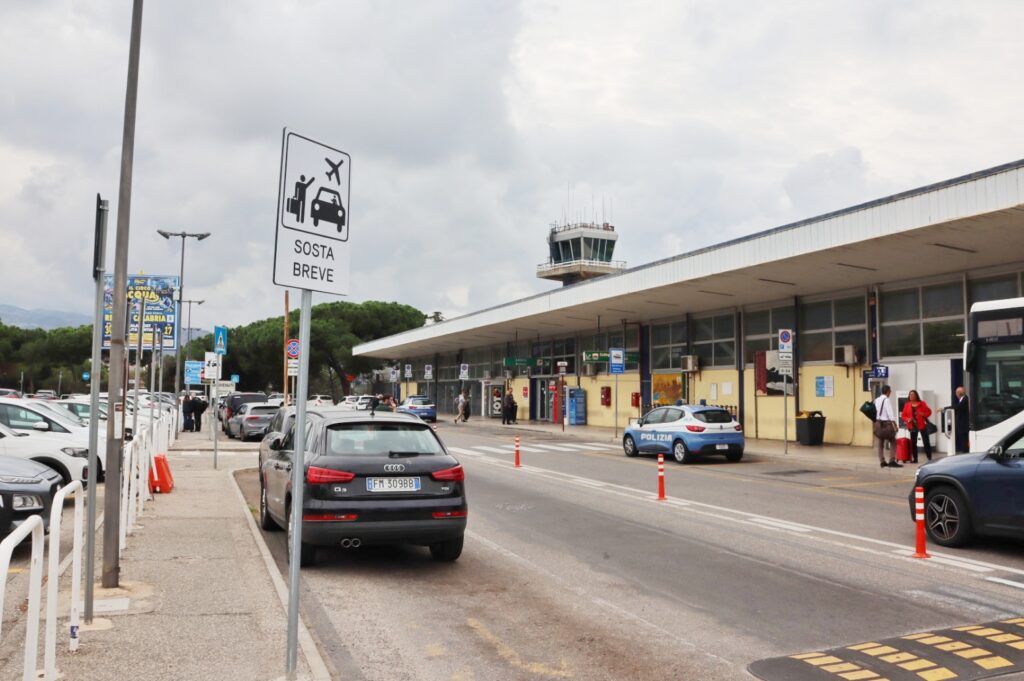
[{"xmin": 972, "ymin": 342, "xmax": 1024, "ymax": 431}]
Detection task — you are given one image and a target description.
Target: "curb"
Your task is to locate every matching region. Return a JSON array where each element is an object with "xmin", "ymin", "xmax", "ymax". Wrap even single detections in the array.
[{"xmin": 230, "ymin": 468, "xmax": 332, "ymax": 681}]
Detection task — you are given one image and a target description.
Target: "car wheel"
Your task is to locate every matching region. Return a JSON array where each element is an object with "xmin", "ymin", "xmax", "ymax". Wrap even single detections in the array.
[
  {"xmin": 672, "ymin": 440, "xmax": 691, "ymax": 464},
  {"xmin": 286, "ymin": 503, "xmax": 316, "ymax": 567},
  {"xmin": 429, "ymin": 535, "xmax": 464, "ymax": 562},
  {"xmin": 35, "ymin": 459, "xmax": 71, "ymax": 487},
  {"xmin": 925, "ymin": 486, "xmax": 974, "ymax": 547},
  {"xmin": 259, "ymin": 482, "xmax": 279, "ymax": 531},
  {"xmin": 623, "ymin": 435, "xmax": 638, "ymax": 457},
  {"xmin": 725, "ymin": 449, "xmax": 743, "ymax": 463}
]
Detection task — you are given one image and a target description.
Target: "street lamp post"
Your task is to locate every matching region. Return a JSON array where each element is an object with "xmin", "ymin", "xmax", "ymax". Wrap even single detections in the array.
[{"xmin": 157, "ymin": 230, "xmax": 210, "ymax": 432}]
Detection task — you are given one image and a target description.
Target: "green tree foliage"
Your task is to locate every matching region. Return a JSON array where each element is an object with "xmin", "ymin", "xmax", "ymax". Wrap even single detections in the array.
[
  {"xmin": 182, "ymin": 300, "xmax": 424, "ymax": 399},
  {"xmin": 0, "ymin": 321, "xmax": 94, "ymax": 393}
]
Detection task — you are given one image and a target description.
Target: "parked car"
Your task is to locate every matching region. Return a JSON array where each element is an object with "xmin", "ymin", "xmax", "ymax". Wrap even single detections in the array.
[
  {"xmin": 354, "ymin": 395, "xmax": 374, "ymax": 411},
  {"xmin": 0, "ymin": 423, "xmax": 89, "ymax": 486},
  {"xmin": 259, "ymin": 410, "xmax": 466, "ymax": 566},
  {"xmin": 397, "ymin": 395, "xmax": 437, "ymax": 423},
  {"xmin": 0, "ymin": 456, "xmax": 62, "ymax": 535},
  {"xmin": 0, "ymin": 398, "xmax": 104, "ymax": 478},
  {"xmin": 227, "ymin": 403, "xmax": 281, "ymax": 441},
  {"xmin": 222, "ymin": 393, "xmax": 268, "ymax": 432},
  {"xmin": 910, "ymin": 424, "xmax": 1024, "ymax": 547},
  {"xmin": 0, "ymin": 389, "xmax": 21, "ymax": 398},
  {"xmin": 340, "ymin": 396, "xmax": 359, "ymax": 409},
  {"xmin": 56, "ymin": 399, "xmax": 108, "ymax": 423},
  {"xmin": 622, "ymin": 404, "xmax": 744, "ymax": 463},
  {"xmin": 308, "ymin": 394, "xmax": 333, "ymax": 406}
]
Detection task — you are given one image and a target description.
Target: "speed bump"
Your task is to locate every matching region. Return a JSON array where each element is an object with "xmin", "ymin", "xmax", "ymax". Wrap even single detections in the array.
[{"xmin": 749, "ymin": 618, "xmax": 1024, "ymax": 681}]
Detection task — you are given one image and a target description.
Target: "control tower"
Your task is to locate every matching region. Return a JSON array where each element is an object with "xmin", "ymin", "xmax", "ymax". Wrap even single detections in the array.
[{"xmin": 536, "ymin": 221, "xmax": 625, "ymax": 286}]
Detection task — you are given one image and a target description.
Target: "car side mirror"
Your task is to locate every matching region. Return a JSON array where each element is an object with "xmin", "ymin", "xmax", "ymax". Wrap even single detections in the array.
[
  {"xmin": 32, "ymin": 421, "xmax": 50, "ymax": 432},
  {"xmin": 988, "ymin": 444, "xmax": 1005, "ymax": 459},
  {"xmin": 269, "ymin": 434, "xmax": 283, "ymax": 451},
  {"xmin": 637, "ymin": 418, "xmax": 644, "ymax": 427}
]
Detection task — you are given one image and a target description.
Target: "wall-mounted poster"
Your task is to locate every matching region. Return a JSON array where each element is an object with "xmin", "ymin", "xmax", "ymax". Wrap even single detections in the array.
[
  {"xmin": 652, "ymin": 373, "xmax": 682, "ymax": 405},
  {"xmin": 755, "ymin": 350, "xmax": 794, "ymax": 396}
]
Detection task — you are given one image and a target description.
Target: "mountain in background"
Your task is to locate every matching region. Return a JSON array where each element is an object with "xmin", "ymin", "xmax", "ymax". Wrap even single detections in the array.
[{"xmin": 0, "ymin": 304, "xmax": 91, "ymax": 329}]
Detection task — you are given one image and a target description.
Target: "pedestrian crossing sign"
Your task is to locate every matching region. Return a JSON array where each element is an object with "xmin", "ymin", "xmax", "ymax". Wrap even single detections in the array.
[{"xmin": 214, "ymin": 325, "xmax": 228, "ymax": 355}]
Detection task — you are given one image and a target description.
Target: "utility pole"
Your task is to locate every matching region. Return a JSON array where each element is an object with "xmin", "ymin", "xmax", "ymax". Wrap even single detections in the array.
[
  {"xmin": 283, "ymin": 291, "xmax": 290, "ymax": 405},
  {"xmin": 103, "ymin": 0, "xmax": 144, "ymax": 590}
]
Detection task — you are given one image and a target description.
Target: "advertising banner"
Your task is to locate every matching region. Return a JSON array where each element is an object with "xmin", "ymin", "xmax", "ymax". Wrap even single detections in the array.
[{"xmin": 103, "ymin": 274, "xmax": 179, "ymax": 350}]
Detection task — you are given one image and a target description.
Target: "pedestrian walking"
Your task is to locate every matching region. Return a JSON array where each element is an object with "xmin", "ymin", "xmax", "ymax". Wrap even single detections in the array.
[
  {"xmin": 901, "ymin": 389, "xmax": 933, "ymax": 463},
  {"xmin": 182, "ymin": 393, "xmax": 195, "ymax": 432},
  {"xmin": 454, "ymin": 392, "xmax": 466, "ymax": 423},
  {"xmin": 502, "ymin": 389, "xmax": 515, "ymax": 425},
  {"xmin": 873, "ymin": 385, "xmax": 902, "ymax": 468},
  {"xmin": 193, "ymin": 397, "xmax": 208, "ymax": 432},
  {"xmin": 954, "ymin": 385, "xmax": 970, "ymax": 453},
  {"xmin": 462, "ymin": 391, "xmax": 471, "ymax": 422}
]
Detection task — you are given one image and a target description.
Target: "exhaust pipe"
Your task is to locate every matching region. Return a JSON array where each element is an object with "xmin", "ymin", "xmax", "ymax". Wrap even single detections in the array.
[
  {"xmin": 351, "ymin": 538, "xmax": 361, "ymax": 548},
  {"xmin": 340, "ymin": 538, "xmax": 351, "ymax": 548},
  {"xmin": 340, "ymin": 538, "xmax": 361, "ymax": 549}
]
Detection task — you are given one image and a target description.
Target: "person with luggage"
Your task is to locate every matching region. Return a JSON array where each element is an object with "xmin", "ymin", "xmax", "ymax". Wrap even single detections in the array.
[
  {"xmin": 872, "ymin": 385, "xmax": 902, "ymax": 468},
  {"xmin": 454, "ymin": 392, "xmax": 466, "ymax": 423},
  {"xmin": 901, "ymin": 389, "xmax": 933, "ymax": 463},
  {"xmin": 182, "ymin": 393, "xmax": 195, "ymax": 432},
  {"xmin": 193, "ymin": 397, "xmax": 208, "ymax": 432}
]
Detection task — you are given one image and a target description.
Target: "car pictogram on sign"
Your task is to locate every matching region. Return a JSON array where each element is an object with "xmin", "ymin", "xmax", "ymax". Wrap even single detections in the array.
[{"xmin": 310, "ymin": 187, "xmax": 346, "ymax": 231}]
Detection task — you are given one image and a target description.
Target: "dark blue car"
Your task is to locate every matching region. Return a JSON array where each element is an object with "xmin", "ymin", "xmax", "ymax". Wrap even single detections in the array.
[{"xmin": 909, "ymin": 425, "xmax": 1024, "ymax": 546}]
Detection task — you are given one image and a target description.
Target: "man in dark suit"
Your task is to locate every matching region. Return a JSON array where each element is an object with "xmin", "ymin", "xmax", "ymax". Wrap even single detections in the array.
[{"xmin": 954, "ymin": 385, "xmax": 970, "ymax": 453}]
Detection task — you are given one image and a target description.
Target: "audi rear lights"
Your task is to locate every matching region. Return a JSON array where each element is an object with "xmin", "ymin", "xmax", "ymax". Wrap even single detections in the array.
[
  {"xmin": 307, "ymin": 466, "xmax": 355, "ymax": 483},
  {"xmin": 430, "ymin": 465, "xmax": 464, "ymax": 482}
]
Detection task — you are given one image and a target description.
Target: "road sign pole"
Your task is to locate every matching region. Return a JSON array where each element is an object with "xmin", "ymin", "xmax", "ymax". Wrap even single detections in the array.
[
  {"xmin": 286, "ymin": 288, "xmax": 312, "ymax": 675},
  {"xmin": 783, "ymin": 373, "xmax": 788, "ymax": 455},
  {"xmin": 132, "ymin": 298, "xmax": 144, "ymax": 438},
  {"xmin": 614, "ymin": 372, "xmax": 619, "ymax": 440},
  {"xmin": 212, "ymin": 381, "xmax": 218, "ymax": 470},
  {"xmin": 283, "ymin": 291, "xmax": 289, "ymax": 404},
  {"xmin": 84, "ymin": 194, "xmax": 108, "ymax": 623}
]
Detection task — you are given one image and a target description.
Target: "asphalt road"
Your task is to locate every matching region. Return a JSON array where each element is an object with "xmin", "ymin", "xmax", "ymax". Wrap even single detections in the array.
[{"xmin": 236, "ymin": 422, "xmax": 1024, "ymax": 681}]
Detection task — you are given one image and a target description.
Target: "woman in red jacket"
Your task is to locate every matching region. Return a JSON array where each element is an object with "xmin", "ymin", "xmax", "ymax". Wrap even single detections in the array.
[{"xmin": 901, "ymin": 390, "xmax": 933, "ymax": 463}]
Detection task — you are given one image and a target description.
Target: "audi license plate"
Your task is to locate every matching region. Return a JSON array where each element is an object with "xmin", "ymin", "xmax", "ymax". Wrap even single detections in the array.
[
  {"xmin": 716, "ymin": 444, "xmax": 729, "ymax": 450},
  {"xmin": 366, "ymin": 477, "xmax": 421, "ymax": 492}
]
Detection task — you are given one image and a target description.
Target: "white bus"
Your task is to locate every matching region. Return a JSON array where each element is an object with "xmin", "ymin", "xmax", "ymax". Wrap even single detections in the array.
[{"xmin": 965, "ymin": 297, "xmax": 1024, "ymax": 451}]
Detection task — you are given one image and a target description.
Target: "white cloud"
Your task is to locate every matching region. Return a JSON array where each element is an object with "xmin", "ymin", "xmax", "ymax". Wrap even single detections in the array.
[{"xmin": 1, "ymin": 0, "xmax": 1023, "ymax": 333}]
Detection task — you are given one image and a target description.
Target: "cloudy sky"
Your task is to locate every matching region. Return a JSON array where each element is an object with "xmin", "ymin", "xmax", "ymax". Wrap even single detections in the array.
[{"xmin": 2, "ymin": 0, "xmax": 1022, "ymax": 331}]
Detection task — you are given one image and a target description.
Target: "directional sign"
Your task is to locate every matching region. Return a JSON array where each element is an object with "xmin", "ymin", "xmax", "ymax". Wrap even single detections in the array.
[
  {"xmin": 184, "ymin": 360, "xmax": 203, "ymax": 386},
  {"xmin": 871, "ymin": 364, "xmax": 890, "ymax": 379},
  {"xmin": 286, "ymin": 338, "xmax": 300, "ymax": 358},
  {"xmin": 230, "ymin": 374, "xmax": 240, "ymax": 384},
  {"xmin": 609, "ymin": 348, "xmax": 625, "ymax": 375},
  {"xmin": 424, "ymin": 364, "xmax": 433, "ymax": 380},
  {"xmin": 214, "ymin": 326, "xmax": 228, "ymax": 355},
  {"xmin": 82, "ymin": 371, "xmax": 90, "ymax": 382},
  {"xmin": 273, "ymin": 129, "xmax": 351, "ymax": 296}
]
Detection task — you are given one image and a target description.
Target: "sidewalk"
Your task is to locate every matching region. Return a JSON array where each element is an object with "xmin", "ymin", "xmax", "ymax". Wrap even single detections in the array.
[
  {"xmin": 44, "ymin": 429, "xmax": 326, "ymax": 681},
  {"xmin": 446, "ymin": 416, "xmax": 942, "ymax": 476}
]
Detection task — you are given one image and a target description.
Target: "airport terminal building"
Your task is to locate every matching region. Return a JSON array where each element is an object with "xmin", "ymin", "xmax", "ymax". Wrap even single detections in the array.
[{"xmin": 354, "ymin": 159, "xmax": 1024, "ymax": 450}]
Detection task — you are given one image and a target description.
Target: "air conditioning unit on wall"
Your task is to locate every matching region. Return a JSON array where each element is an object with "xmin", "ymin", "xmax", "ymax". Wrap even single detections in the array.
[
  {"xmin": 834, "ymin": 345, "xmax": 857, "ymax": 366},
  {"xmin": 680, "ymin": 355, "xmax": 698, "ymax": 373}
]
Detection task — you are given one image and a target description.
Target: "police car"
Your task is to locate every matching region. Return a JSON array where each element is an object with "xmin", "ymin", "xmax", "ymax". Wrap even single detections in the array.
[{"xmin": 623, "ymin": 404, "xmax": 744, "ymax": 463}]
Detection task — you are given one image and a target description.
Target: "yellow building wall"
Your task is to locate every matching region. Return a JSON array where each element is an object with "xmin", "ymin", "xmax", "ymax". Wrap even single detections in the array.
[
  {"xmin": 578, "ymin": 373, "xmax": 641, "ymax": 428},
  {"xmin": 689, "ymin": 369, "xmax": 741, "ymax": 412},
  {"xmin": 742, "ymin": 366, "xmax": 874, "ymax": 446},
  {"xmin": 509, "ymin": 377, "xmax": 529, "ymax": 423}
]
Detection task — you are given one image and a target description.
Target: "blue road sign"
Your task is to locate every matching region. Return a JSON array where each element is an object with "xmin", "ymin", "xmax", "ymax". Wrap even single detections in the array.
[
  {"xmin": 214, "ymin": 326, "xmax": 228, "ymax": 355},
  {"xmin": 82, "ymin": 371, "xmax": 90, "ymax": 382},
  {"xmin": 871, "ymin": 364, "xmax": 889, "ymax": 379},
  {"xmin": 230, "ymin": 374, "xmax": 240, "ymax": 384},
  {"xmin": 609, "ymin": 347, "xmax": 625, "ymax": 375},
  {"xmin": 184, "ymin": 360, "xmax": 203, "ymax": 386}
]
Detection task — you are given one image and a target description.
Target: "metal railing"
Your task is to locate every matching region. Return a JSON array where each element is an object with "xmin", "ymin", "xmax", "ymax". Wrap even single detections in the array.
[
  {"xmin": 0, "ymin": 514, "xmax": 45, "ymax": 681},
  {"xmin": 536, "ymin": 258, "xmax": 627, "ymax": 273},
  {"xmin": 44, "ymin": 480, "xmax": 84, "ymax": 681}
]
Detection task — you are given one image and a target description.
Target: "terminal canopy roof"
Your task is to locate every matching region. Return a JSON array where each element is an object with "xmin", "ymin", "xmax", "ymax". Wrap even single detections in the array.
[{"xmin": 356, "ymin": 160, "xmax": 1024, "ymax": 359}]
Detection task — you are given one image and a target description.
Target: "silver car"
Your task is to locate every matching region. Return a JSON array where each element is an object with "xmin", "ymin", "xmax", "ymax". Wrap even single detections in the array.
[{"xmin": 227, "ymin": 403, "xmax": 279, "ymax": 441}]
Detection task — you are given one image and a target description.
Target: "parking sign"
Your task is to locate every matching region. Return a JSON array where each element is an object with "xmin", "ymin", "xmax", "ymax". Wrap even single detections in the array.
[{"xmin": 609, "ymin": 348, "xmax": 625, "ymax": 375}]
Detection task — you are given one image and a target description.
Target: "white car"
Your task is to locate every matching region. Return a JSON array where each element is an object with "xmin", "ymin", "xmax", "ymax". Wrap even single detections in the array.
[
  {"xmin": 0, "ymin": 423, "xmax": 89, "ymax": 485},
  {"xmin": 355, "ymin": 395, "xmax": 374, "ymax": 410},
  {"xmin": 340, "ymin": 395, "xmax": 359, "ymax": 409},
  {"xmin": 55, "ymin": 399, "xmax": 108, "ymax": 423},
  {"xmin": 0, "ymin": 398, "xmax": 106, "ymax": 475}
]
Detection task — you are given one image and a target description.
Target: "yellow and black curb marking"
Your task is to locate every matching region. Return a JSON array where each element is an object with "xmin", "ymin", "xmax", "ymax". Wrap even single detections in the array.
[{"xmin": 749, "ymin": 617, "xmax": 1024, "ymax": 681}]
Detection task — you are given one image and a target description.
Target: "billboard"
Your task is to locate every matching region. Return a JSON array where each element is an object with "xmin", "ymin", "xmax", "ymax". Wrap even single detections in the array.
[{"xmin": 103, "ymin": 274, "xmax": 179, "ymax": 351}]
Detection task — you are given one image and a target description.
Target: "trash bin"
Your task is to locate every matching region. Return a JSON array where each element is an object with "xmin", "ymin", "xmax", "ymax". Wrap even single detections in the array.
[{"xmin": 795, "ymin": 410, "xmax": 826, "ymax": 446}]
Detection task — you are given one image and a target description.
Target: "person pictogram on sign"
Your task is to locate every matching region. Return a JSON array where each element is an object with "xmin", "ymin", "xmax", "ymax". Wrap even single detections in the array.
[{"xmin": 286, "ymin": 174, "xmax": 315, "ymax": 223}]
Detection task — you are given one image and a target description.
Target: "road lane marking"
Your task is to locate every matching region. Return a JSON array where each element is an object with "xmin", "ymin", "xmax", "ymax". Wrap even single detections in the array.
[
  {"xmin": 466, "ymin": 617, "xmax": 571, "ymax": 678},
  {"xmin": 447, "ymin": 446, "xmax": 483, "ymax": 457},
  {"xmin": 461, "ymin": 451, "xmax": 1024, "ymax": 581},
  {"xmin": 495, "ymin": 444, "xmax": 547, "ymax": 452},
  {"xmin": 986, "ymin": 577, "xmax": 1024, "ymax": 591},
  {"xmin": 554, "ymin": 443, "xmax": 604, "ymax": 451},
  {"xmin": 473, "ymin": 446, "xmax": 516, "ymax": 454},
  {"xmin": 583, "ymin": 442, "xmax": 622, "ymax": 450},
  {"xmin": 528, "ymin": 444, "xmax": 577, "ymax": 452}
]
